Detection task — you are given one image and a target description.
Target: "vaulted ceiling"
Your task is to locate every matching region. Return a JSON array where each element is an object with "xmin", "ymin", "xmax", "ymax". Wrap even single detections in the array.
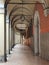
[{"xmin": 1, "ymin": 0, "xmax": 49, "ymax": 33}]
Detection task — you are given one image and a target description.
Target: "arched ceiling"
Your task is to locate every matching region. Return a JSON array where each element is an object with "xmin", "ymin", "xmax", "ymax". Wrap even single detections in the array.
[{"xmin": 1, "ymin": 0, "xmax": 49, "ymax": 33}]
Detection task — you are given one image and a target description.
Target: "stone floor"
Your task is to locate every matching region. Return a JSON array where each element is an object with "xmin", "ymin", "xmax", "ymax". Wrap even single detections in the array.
[{"xmin": 0, "ymin": 44, "xmax": 49, "ymax": 65}]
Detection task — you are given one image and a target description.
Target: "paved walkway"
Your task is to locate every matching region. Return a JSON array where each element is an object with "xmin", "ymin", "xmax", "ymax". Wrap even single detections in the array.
[{"xmin": 0, "ymin": 44, "xmax": 49, "ymax": 65}]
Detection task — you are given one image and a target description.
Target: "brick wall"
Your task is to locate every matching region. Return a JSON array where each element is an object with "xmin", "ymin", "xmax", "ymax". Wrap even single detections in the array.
[
  {"xmin": 35, "ymin": 2, "xmax": 49, "ymax": 33},
  {"xmin": 35, "ymin": 2, "xmax": 49, "ymax": 60},
  {"xmin": 24, "ymin": 2, "xmax": 49, "ymax": 60}
]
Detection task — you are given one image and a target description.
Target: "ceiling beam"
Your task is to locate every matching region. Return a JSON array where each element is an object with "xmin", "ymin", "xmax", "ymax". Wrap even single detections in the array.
[
  {"xmin": 8, "ymin": 2, "xmax": 45, "ymax": 5},
  {"xmin": 11, "ymin": 14, "xmax": 33, "ymax": 16}
]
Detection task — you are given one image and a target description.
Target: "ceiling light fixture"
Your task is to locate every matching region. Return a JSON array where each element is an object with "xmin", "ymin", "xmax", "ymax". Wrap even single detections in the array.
[
  {"xmin": 20, "ymin": 15, "xmax": 25, "ymax": 21},
  {"xmin": 20, "ymin": 0, "xmax": 25, "ymax": 21}
]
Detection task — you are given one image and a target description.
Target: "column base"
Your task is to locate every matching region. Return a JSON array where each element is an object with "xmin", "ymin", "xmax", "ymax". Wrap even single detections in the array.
[
  {"xmin": 0, "ymin": 55, "xmax": 7, "ymax": 62},
  {"xmin": 34, "ymin": 52, "xmax": 39, "ymax": 56}
]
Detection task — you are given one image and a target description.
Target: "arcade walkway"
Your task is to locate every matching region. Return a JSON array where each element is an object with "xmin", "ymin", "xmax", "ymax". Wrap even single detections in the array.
[{"xmin": 0, "ymin": 44, "xmax": 49, "ymax": 65}]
